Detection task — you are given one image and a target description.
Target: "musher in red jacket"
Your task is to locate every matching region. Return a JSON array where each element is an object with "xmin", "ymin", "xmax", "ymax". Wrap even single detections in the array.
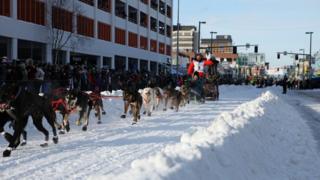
[{"xmin": 187, "ymin": 53, "xmax": 214, "ymax": 78}]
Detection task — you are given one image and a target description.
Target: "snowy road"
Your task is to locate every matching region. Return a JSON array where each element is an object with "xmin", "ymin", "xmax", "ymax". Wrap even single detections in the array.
[
  {"xmin": 1, "ymin": 86, "xmax": 320, "ymax": 180},
  {"xmin": 0, "ymin": 86, "xmax": 262, "ymax": 179},
  {"xmin": 281, "ymin": 89, "xmax": 320, "ymax": 152}
]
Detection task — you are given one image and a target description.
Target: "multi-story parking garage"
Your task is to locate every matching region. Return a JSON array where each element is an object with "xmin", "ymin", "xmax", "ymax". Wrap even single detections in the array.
[{"xmin": 0, "ymin": 0, "xmax": 173, "ymax": 74}]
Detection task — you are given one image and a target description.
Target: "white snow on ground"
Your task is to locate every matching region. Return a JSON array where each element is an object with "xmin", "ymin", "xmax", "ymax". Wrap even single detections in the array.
[
  {"xmin": 97, "ymin": 90, "xmax": 320, "ymax": 180},
  {"xmin": 0, "ymin": 86, "xmax": 320, "ymax": 180}
]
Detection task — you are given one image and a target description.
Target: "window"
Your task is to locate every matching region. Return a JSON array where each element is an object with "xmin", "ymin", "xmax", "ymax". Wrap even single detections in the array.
[
  {"xmin": 150, "ymin": 61, "xmax": 157, "ymax": 74},
  {"xmin": 140, "ymin": 0, "xmax": 148, "ymax": 5},
  {"xmin": 115, "ymin": 27, "xmax": 126, "ymax": 45},
  {"xmin": 166, "ymin": 5, "xmax": 172, "ymax": 18},
  {"xmin": 159, "ymin": 21, "xmax": 165, "ymax": 35},
  {"xmin": 115, "ymin": 55, "xmax": 126, "ymax": 71},
  {"xmin": 79, "ymin": 0, "xmax": 94, "ymax": 6},
  {"xmin": 77, "ymin": 15, "xmax": 94, "ymax": 37},
  {"xmin": 0, "ymin": 0, "xmax": 10, "ymax": 17},
  {"xmin": 150, "ymin": 17, "xmax": 157, "ymax": 32},
  {"xmin": 166, "ymin": 45, "xmax": 171, "ymax": 56},
  {"xmin": 103, "ymin": 57, "xmax": 112, "ymax": 68},
  {"xmin": 98, "ymin": 0, "xmax": 111, "ymax": 12},
  {"xmin": 115, "ymin": 0, "xmax": 126, "ymax": 19},
  {"xmin": 140, "ymin": 59, "xmax": 148, "ymax": 71},
  {"xmin": 151, "ymin": 0, "xmax": 158, "ymax": 10},
  {"xmin": 140, "ymin": 36, "xmax": 148, "ymax": 50},
  {"xmin": 159, "ymin": 1, "xmax": 165, "ymax": 15},
  {"xmin": 150, "ymin": 39, "xmax": 157, "ymax": 52},
  {"xmin": 128, "ymin": 57, "xmax": 138, "ymax": 72},
  {"xmin": 128, "ymin": 32, "xmax": 138, "ymax": 48},
  {"xmin": 18, "ymin": 0, "xmax": 45, "ymax": 25},
  {"xmin": 166, "ymin": 25, "xmax": 171, "ymax": 37},
  {"xmin": 140, "ymin": 12, "xmax": 148, "ymax": 28},
  {"xmin": 128, "ymin": 6, "xmax": 138, "ymax": 24},
  {"xmin": 98, "ymin": 22, "xmax": 111, "ymax": 41},
  {"xmin": 52, "ymin": 7, "xmax": 73, "ymax": 32},
  {"xmin": 159, "ymin": 42, "xmax": 165, "ymax": 54}
]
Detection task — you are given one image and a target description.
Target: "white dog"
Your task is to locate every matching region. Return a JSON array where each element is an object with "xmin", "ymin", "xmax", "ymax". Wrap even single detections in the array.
[{"xmin": 141, "ymin": 88, "xmax": 155, "ymax": 116}]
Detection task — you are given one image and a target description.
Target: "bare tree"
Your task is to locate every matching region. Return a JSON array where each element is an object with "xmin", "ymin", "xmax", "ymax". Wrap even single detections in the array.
[{"xmin": 47, "ymin": 0, "xmax": 85, "ymax": 64}]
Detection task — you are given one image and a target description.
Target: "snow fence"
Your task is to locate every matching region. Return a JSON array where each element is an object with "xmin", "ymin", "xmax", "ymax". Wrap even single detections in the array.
[{"xmin": 94, "ymin": 91, "xmax": 320, "ymax": 180}]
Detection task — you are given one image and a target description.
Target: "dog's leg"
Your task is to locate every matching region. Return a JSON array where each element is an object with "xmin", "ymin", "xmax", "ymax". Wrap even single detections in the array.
[
  {"xmin": 130, "ymin": 104, "xmax": 137, "ymax": 125},
  {"xmin": 21, "ymin": 130, "xmax": 27, "ymax": 146},
  {"xmin": 33, "ymin": 118, "xmax": 49, "ymax": 147},
  {"xmin": 99, "ymin": 99, "xmax": 106, "ymax": 115},
  {"xmin": 44, "ymin": 111, "xmax": 59, "ymax": 144},
  {"xmin": 82, "ymin": 106, "xmax": 90, "ymax": 131},
  {"xmin": 163, "ymin": 96, "xmax": 168, "ymax": 111},
  {"xmin": 3, "ymin": 116, "xmax": 27, "ymax": 157},
  {"xmin": 95, "ymin": 104, "xmax": 101, "ymax": 124},
  {"xmin": 121, "ymin": 101, "xmax": 129, "ymax": 118}
]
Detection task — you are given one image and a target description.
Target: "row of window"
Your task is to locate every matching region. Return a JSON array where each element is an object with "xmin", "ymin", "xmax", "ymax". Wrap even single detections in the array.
[
  {"xmin": 79, "ymin": 0, "xmax": 172, "ymax": 19},
  {"xmin": 1, "ymin": 0, "xmax": 172, "ymax": 38},
  {"xmin": 18, "ymin": 0, "xmax": 45, "ymax": 25},
  {"xmin": 115, "ymin": 1, "xmax": 171, "ymax": 38},
  {"xmin": 143, "ymin": 0, "xmax": 172, "ymax": 18},
  {"xmin": 113, "ymin": 27, "xmax": 171, "ymax": 55},
  {"xmin": 0, "ymin": 0, "xmax": 10, "ymax": 17}
]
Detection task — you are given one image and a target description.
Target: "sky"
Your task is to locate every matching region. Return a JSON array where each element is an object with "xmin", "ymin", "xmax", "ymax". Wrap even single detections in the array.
[{"xmin": 172, "ymin": 0, "xmax": 320, "ymax": 67}]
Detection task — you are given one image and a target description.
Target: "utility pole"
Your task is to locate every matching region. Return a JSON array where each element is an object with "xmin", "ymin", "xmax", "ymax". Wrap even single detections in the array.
[
  {"xmin": 197, "ymin": 21, "xmax": 206, "ymax": 53},
  {"xmin": 210, "ymin": 31, "xmax": 217, "ymax": 54},
  {"xmin": 306, "ymin": 32, "xmax": 313, "ymax": 78},
  {"xmin": 176, "ymin": 0, "xmax": 180, "ymax": 76}
]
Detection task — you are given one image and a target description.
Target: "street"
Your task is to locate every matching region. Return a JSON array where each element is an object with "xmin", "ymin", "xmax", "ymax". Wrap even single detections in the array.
[{"xmin": 282, "ymin": 90, "xmax": 320, "ymax": 152}]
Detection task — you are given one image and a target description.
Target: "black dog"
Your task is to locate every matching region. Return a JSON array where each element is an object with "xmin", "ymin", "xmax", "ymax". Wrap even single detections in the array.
[
  {"xmin": 0, "ymin": 83, "xmax": 59, "ymax": 157},
  {"xmin": 64, "ymin": 89, "xmax": 91, "ymax": 131}
]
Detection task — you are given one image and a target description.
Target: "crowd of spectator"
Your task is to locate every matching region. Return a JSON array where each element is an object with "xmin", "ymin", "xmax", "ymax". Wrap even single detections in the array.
[{"xmin": 0, "ymin": 57, "xmax": 178, "ymax": 94}]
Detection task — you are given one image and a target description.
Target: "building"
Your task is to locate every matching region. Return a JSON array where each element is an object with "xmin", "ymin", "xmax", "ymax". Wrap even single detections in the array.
[
  {"xmin": 246, "ymin": 53, "xmax": 265, "ymax": 66},
  {"xmin": 172, "ymin": 25, "xmax": 198, "ymax": 53},
  {"xmin": 0, "ymin": 0, "xmax": 173, "ymax": 74},
  {"xmin": 201, "ymin": 35, "xmax": 237, "ymax": 62},
  {"xmin": 313, "ymin": 51, "xmax": 320, "ymax": 77}
]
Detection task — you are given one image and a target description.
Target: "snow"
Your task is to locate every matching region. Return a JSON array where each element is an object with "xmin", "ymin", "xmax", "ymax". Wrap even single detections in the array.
[{"xmin": 1, "ymin": 86, "xmax": 320, "ymax": 180}]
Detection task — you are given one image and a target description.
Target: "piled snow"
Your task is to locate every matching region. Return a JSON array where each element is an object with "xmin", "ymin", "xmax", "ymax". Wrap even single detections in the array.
[
  {"xmin": 101, "ymin": 90, "xmax": 123, "ymax": 96},
  {"xmin": 99, "ymin": 91, "xmax": 320, "ymax": 180}
]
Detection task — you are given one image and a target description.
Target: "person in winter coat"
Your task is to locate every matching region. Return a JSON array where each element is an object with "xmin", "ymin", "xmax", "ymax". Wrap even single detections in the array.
[
  {"xmin": 187, "ymin": 53, "xmax": 214, "ymax": 78},
  {"xmin": 282, "ymin": 75, "xmax": 288, "ymax": 94},
  {"xmin": 35, "ymin": 65, "xmax": 45, "ymax": 93},
  {"xmin": 190, "ymin": 72, "xmax": 205, "ymax": 103}
]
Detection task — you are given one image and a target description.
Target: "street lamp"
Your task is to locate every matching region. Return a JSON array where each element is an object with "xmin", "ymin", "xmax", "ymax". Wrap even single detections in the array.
[
  {"xmin": 197, "ymin": 21, "xmax": 206, "ymax": 53},
  {"xmin": 305, "ymin": 32, "xmax": 313, "ymax": 77},
  {"xmin": 176, "ymin": 0, "xmax": 180, "ymax": 76},
  {"xmin": 210, "ymin": 31, "xmax": 217, "ymax": 54}
]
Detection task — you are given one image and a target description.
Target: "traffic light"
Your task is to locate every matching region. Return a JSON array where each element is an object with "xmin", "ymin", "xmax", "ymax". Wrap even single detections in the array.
[
  {"xmin": 254, "ymin": 46, "xmax": 258, "ymax": 53},
  {"xmin": 277, "ymin": 53, "xmax": 280, "ymax": 59},
  {"xmin": 295, "ymin": 54, "xmax": 299, "ymax": 60},
  {"xmin": 233, "ymin": 46, "xmax": 237, "ymax": 54}
]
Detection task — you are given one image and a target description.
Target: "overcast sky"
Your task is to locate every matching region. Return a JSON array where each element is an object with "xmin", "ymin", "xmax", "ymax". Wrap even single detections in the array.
[{"xmin": 172, "ymin": 0, "xmax": 320, "ymax": 67}]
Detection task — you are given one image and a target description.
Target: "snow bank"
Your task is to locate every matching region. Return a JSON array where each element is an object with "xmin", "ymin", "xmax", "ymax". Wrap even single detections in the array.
[
  {"xmin": 93, "ymin": 91, "xmax": 320, "ymax": 180},
  {"xmin": 101, "ymin": 90, "xmax": 123, "ymax": 96}
]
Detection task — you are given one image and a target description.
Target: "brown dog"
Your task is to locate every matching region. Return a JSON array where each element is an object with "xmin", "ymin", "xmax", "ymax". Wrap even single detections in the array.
[
  {"xmin": 121, "ymin": 90, "xmax": 142, "ymax": 125},
  {"xmin": 180, "ymin": 85, "xmax": 190, "ymax": 107},
  {"xmin": 163, "ymin": 87, "xmax": 182, "ymax": 112}
]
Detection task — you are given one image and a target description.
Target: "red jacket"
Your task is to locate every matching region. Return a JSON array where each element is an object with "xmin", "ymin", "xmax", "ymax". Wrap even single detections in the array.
[{"xmin": 188, "ymin": 58, "xmax": 213, "ymax": 77}]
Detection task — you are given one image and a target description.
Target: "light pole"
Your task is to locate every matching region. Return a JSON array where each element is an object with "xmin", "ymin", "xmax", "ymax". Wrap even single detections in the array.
[
  {"xmin": 176, "ymin": 0, "xmax": 180, "ymax": 76},
  {"xmin": 306, "ymin": 32, "xmax": 313, "ymax": 77},
  {"xmin": 210, "ymin": 31, "xmax": 217, "ymax": 54},
  {"xmin": 299, "ymin": 48, "xmax": 305, "ymax": 78},
  {"xmin": 197, "ymin": 21, "xmax": 206, "ymax": 53}
]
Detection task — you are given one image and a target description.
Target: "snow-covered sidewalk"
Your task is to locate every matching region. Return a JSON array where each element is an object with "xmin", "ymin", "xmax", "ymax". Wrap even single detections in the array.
[{"xmin": 0, "ymin": 86, "xmax": 320, "ymax": 180}]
